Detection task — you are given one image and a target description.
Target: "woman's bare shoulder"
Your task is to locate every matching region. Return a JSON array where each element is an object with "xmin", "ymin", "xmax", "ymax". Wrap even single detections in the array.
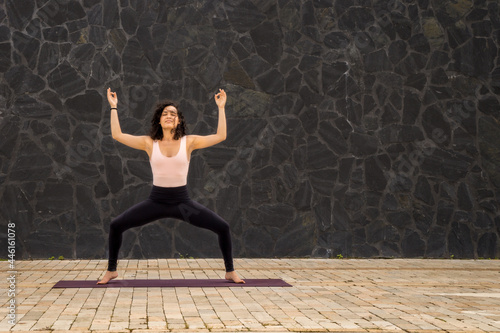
[
  {"xmin": 185, "ymin": 135, "xmax": 198, "ymax": 151},
  {"xmin": 143, "ymin": 136, "xmax": 154, "ymax": 152}
]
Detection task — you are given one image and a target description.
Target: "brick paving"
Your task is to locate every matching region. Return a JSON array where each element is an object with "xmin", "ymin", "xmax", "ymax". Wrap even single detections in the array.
[{"xmin": 1, "ymin": 258, "xmax": 500, "ymax": 332}]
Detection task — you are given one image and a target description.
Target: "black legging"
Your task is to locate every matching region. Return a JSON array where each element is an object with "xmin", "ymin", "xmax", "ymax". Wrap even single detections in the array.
[{"xmin": 107, "ymin": 185, "xmax": 234, "ymax": 272}]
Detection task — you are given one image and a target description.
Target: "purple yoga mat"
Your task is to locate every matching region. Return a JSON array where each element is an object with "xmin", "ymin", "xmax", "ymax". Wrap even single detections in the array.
[{"xmin": 52, "ymin": 279, "xmax": 292, "ymax": 288}]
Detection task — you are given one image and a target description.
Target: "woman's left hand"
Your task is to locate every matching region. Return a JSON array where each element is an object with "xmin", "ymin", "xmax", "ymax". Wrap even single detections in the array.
[{"xmin": 214, "ymin": 89, "xmax": 227, "ymax": 108}]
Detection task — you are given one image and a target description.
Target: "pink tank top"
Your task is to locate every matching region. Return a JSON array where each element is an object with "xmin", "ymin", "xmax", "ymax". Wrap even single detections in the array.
[{"xmin": 150, "ymin": 136, "xmax": 190, "ymax": 187}]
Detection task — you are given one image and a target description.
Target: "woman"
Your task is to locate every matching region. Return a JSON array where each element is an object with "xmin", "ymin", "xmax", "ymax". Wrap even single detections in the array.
[{"xmin": 97, "ymin": 87, "xmax": 244, "ymax": 284}]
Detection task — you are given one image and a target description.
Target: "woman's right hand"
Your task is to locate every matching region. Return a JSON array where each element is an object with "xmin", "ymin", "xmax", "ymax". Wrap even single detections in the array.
[{"xmin": 107, "ymin": 87, "xmax": 118, "ymax": 108}]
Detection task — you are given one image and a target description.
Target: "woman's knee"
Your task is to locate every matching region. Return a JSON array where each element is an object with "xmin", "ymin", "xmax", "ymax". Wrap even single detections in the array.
[
  {"xmin": 217, "ymin": 219, "xmax": 231, "ymax": 234},
  {"xmin": 109, "ymin": 217, "xmax": 126, "ymax": 233},
  {"xmin": 197, "ymin": 215, "xmax": 231, "ymax": 235}
]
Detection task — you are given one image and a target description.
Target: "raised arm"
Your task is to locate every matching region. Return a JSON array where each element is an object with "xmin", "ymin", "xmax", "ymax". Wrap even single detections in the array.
[
  {"xmin": 188, "ymin": 89, "xmax": 227, "ymax": 151},
  {"xmin": 107, "ymin": 88, "xmax": 150, "ymax": 153}
]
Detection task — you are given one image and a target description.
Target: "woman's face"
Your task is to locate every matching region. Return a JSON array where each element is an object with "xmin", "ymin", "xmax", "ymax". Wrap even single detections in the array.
[{"xmin": 160, "ymin": 105, "xmax": 179, "ymax": 129}]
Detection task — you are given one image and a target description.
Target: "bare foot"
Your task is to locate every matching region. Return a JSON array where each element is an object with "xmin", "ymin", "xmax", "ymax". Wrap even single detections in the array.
[
  {"xmin": 225, "ymin": 271, "xmax": 245, "ymax": 284},
  {"xmin": 97, "ymin": 270, "xmax": 118, "ymax": 284}
]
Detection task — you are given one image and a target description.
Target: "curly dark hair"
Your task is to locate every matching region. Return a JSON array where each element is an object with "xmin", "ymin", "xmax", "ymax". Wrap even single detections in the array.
[{"xmin": 149, "ymin": 100, "xmax": 187, "ymax": 140}]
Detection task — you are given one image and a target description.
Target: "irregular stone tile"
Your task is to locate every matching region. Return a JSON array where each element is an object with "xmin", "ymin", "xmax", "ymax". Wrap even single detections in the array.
[
  {"xmin": 413, "ymin": 205, "xmax": 433, "ymax": 235},
  {"xmin": 364, "ymin": 49, "xmax": 392, "ymax": 72},
  {"xmin": 0, "ymin": 43, "xmax": 12, "ymax": 73},
  {"xmin": 365, "ymin": 155, "xmax": 389, "ymax": 191},
  {"xmin": 279, "ymin": 1, "xmax": 301, "ymax": 30},
  {"xmin": 318, "ymin": 120, "xmax": 348, "ymax": 155},
  {"xmin": 309, "ymin": 169, "xmax": 336, "ymax": 196},
  {"xmin": 381, "ymin": 104, "xmax": 401, "ymax": 125},
  {"xmin": 295, "ymin": 37, "xmax": 324, "ymax": 55},
  {"xmin": 41, "ymin": 132, "xmax": 66, "ymax": 164},
  {"xmin": 396, "ymin": 52, "xmax": 428, "ymax": 76},
  {"xmin": 414, "ymin": 176, "xmax": 434, "ymax": 205},
  {"xmin": 0, "ymin": 0, "xmax": 498, "ymax": 261},
  {"xmin": 183, "ymin": 76, "xmax": 207, "ymax": 102},
  {"xmin": 89, "ymin": 25, "xmax": 107, "ymax": 46},
  {"xmin": 306, "ymin": 136, "xmax": 336, "ymax": 170},
  {"xmin": 75, "ymin": 185, "xmax": 101, "ymax": 228},
  {"xmin": 225, "ymin": 1, "xmax": 265, "ymax": 33},
  {"xmin": 103, "ymin": 0, "xmax": 119, "ymax": 29},
  {"xmin": 240, "ymin": 54, "xmax": 272, "ymax": 78},
  {"xmin": 55, "ymin": 115, "xmax": 82, "ymax": 153},
  {"xmin": 251, "ymin": 165, "xmax": 280, "ymax": 181},
  {"xmin": 42, "ymin": 26, "xmax": 68, "ymax": 42},
  {"xmin": 0, "ymin": 184, "xmax": 33, "ymax": 235},
  {"xmin": 137, "ymin": 25, "xmax": 161, "ymax": 67},
  {"xmin": 453, "ymin": 38, "xmax": 497, "ymax": 77},
  {"xmin": 38, "ymin": 0, "xmax": 86, "ymax": 27},
  {"xmin": 94, "ymin": 179, "xmax": 110, "ymax": 198},
  {"xmin": 122, "ymin": 38, "xmax": 158, "ymax": 84},
  {"xmin": 250, "ymin": 179, "xmax": 272, "ymax": 204},
  {"xmin": 478, "ymin": 117, "xmax": 500, "ymax": 188},
  {"xmin": 225, "ymin": 118, "xmax": 267, "ymax": 147},
  {"xmin": 391, "ymin": 12, "xmax": 413, "ymax": 39},
  {"xmin": 12, "ymin": 31, "xmax": 40, "ymax": 69},
  {"xmin": 422, "ymin": 104, "xmax": 451, "ymax": 146},
  {"xmin": 76, "ymin": 226, "xmax": 105, "ymax": 258},
  {"xmin": 322, "ymin": 61, "xmax": 349, "ymax": 94},
  {"xmin": 303, "ymin": 68, "xmax": 321, "ymax": 94},
  {"xmin": 47, "ymin": 61, "xmax": 86, "ymax": 98},
  {"xmin": 333, "ymin": 199, "xmax": 353, "ymax": 231},
  {"xmin": 324, "ymin": 31, "xmax": 350, "ymax": 49},
  {"xmin": 25, "ymin": 228, "xmax": 74, "ymax": 258},
  {"xmin": 0, "ymin": 26, "xmax": 10, "ymax": 43},
  {"xmin": 271, "ymin": 134, "xmax": 293, "ymax": 165},
  {"xmin": 453, "ymin": 127, "xmax": 476, "ymax": 154},
  {"xmin": 405, "ymin": 73, "xmax": 427, "ymax": 90},
  {"xmin": 293, "ymin": 179, "xmax": 312, "ymax": 211},
  {"xmin": 104, "ymin": 154, "xmax": 124, "ymax": 194},
  {"xmin": 38, "ymin": 42, "xmax": 59, "ymax": 76},
  {"xmin": 215, "ymin": 184, "xmax": 240, "ymax": 221},
  {"xmin": 430, "ymin": 67, "xmax": 449, "ymax": 84},
  {"xmin": 39, "ymin": 89, "xmax": 63, "ymax": 111},
  {"xmin": 275, "ymin": 214, "xmax": 315, "ymax": 256},
  {"xmin": 350, "ymin": 132, "xmax": 378, "ymax": 157},
  {"xmin": 35, "ymin": 182, "xmax": 74, "ymax": 216},
  {"xmin": 421, "ymin": 147, "xmax": 472, "ymax": 181},
  {"xmin": 121, "ymin": 6, "xmax": 138, "ymax": 35},
  {"xmin": 448, "ymin": 222, "xmax": 474, "ymax": 258},
  {"xmin": 0, "ymin": 116, "xmax": 20, "ymax": 159},
  {"xmin": 475, "ymin": 211, "xmax": 493, "ymax": 229},
  {"xmin": 6, "ymin": 0, "xmax": 35, "ymax": 30},
  {"xmin": 314, "ymin": 196, "xmax": 332, "ymax": 231},
  {"xmin": 109, "ymin": 28, "xmax": 127, "ymax": 53},
  {"xmin": 87, "ymin": 3, "xmax": 102, "ymax": 25},
  {"xmin": 89, "ymin": 53, "xmax": 111, "ymax": 88},
  {"xmin": 250, "ymin": 21, "xmax": 282, "ymax": 65},
  {"xmin": 139, "ymin": 223, "xmax": 173, "ymax": 258},
  {"xmin": 242, "ymin": 227, "xmax": 273, "ymax": 256},
  {"xmin": 477, "ymin": 232, "xmax": 497, "ymax": 259},
  {"xmin": 426, "ymin": 50, "xmax": 450, "ymax": 69},
  {"xmin": 401, "ymin": 230, "xmax": 425, "ymax": 257},
  {"xmin": 478, "ymin": 96, "xmax": 500, "ymax": 120},
  {"xmin": 12, "ymin": 95, "xmax": 52, "ymax": 118},
  {"xmin": 472, "ymin": 20, "xmax": 492, "ymax": 37},
  {"xmin": 334, "ymin": 116, "xmax": 353, "ymax": 138},
  {"xmin": 65, "ymin": 90, "xmax": 103, "ymax": 123},
  {"xmin": 256, "ymin": 69, "xmax": 284, "ymax": 94}
]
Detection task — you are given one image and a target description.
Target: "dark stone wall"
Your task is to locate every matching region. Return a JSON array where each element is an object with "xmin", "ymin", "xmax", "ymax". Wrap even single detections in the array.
[{"xmin": 1, "ymin": 0, "xmax": 499, "ymax": 260}]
